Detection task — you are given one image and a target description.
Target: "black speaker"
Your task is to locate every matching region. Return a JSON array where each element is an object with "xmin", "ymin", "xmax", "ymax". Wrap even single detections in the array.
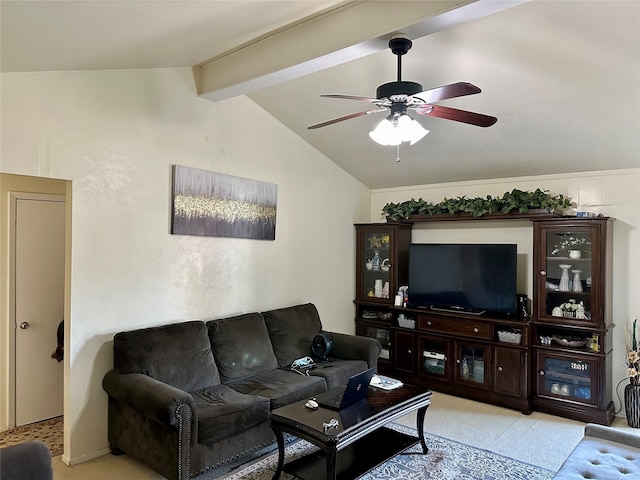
[{"xmin": 517, "ymin": 293, "xmax": 529, "ymax": 320}]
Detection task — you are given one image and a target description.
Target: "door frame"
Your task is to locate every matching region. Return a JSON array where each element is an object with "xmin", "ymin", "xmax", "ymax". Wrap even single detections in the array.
[{"xmin": 7, "ymin": 192, "xmax": 66, "ymax": 428}]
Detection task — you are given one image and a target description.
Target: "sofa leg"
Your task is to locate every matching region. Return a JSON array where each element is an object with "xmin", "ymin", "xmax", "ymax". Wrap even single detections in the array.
[{"xmin": 110, "ymin": 446, "xmax": 125, "ymax": 456}]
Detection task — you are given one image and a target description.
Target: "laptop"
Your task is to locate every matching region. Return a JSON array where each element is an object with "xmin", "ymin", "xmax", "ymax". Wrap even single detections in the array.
[{"xmin": 315, "ymin": 368, "xmax": 376, "ymax": 410}]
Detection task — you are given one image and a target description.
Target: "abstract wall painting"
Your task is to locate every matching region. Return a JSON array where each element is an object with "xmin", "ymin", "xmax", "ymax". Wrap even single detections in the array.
[{"xmin": 171, "ymin": 165, "xmax": 277, "ymax": 240}]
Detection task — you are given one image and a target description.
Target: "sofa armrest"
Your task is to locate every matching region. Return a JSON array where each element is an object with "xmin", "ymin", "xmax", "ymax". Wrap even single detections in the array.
[
  {"xmin": 103, "ymin": 369, "xmax": 196, "ymax": 428},
  {"xmin": 0, "ymin": 440, "xmax": 52, "ymax": 480},
  {"xmin": 323, "ymin": 331, "xmax": 382, "ymax": 369}
]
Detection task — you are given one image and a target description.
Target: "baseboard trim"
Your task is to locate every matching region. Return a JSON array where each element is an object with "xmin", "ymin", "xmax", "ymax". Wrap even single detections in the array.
[{"xmin": 61, "ymin": 447, "xmax": 111, "ymax": 466}]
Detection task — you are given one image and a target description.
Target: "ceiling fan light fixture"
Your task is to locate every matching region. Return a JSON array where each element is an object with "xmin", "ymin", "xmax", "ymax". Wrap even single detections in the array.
[{"xmin": 369, "ymin": 113, "xmax": 429, "ymax": 146}]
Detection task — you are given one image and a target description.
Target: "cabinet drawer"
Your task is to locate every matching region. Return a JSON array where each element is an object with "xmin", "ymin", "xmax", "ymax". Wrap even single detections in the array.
[{"xmin": 418, "ymin": 315, "xmax": 491, "ymax": 340}]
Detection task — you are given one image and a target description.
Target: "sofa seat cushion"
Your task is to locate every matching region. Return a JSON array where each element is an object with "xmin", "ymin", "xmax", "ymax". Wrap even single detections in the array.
[
  {"xmin": 192, "ymin": 385, "xmax": 270, "ymax": 446},
  {"xmin": 310, "ymin": 360, "xmax": 369, "ymax": 390},
  {"xmin": 262, "ymin": 303, "xmax": 322, "ymax": 368},
  {"xmin": 114, "ymin": 321, "xmax": 220, "ymax": 392},
  {"xmin": 227, "ymin": 369, "xmax": 326, "ymax": 409},
  {"xmin": 207, "ymin": 313, "xmax": 278, "ymax": 382}
]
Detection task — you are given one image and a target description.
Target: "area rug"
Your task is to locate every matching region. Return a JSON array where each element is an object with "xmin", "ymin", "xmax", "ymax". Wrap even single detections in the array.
[
  {"xmin": 223, "ymin": 423, "xmax": 554, "ymax": 480},
  {"xmin": 0, "ymin": 416, "xmax": 63, "ymax": 457}
]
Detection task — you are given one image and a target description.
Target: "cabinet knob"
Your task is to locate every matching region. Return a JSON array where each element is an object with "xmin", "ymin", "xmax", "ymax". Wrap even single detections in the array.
[
  {"xmin": 456, "ymin": 359, "xmax": 461, "ymax": 364},
  {"xmin": 407, "ymin": 350, "xmax": 412, "ymax": 354},
  {"xmin": 473, "ymin": 327, "xmax": 479, "ymax": 333},
  {"xmin": 539, "ymin": 370, "xmax": 545, "ymax": 376},
  {"xmin": 540, "ymin": 270, "xmax": 546, "ymax": 276},
  {"xmin": 427, "ymin": 321, "xmax": 432, "ymax": 326},
  {"xmin": 497, "ymin": 366, "xmax": 503, "ymax": 372}
]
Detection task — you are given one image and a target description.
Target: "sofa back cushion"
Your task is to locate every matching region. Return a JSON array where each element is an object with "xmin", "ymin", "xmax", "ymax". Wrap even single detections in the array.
[
  {"xmin": 207, "ymin": 313, "xmax": 278, "ymax": 382},
  {"xmin": 262, "ymin": 303, "xmax": 322, "ymax": 368},
  {"xmin": 114, "ymin": 321, "xmax": 220, "ymax": 392}
]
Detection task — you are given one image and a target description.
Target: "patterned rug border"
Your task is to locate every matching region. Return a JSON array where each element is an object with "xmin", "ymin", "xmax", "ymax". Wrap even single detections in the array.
[
  {"xmin": 424, "ymin": 427, "xmax": 553, "ymax": 473},
  {"xmin": 0, "ymin": 416, "xmax": 63, "ymax": 457},
  {"xmin": 223, "ymin": 422, "xmax": 555, "ymax": 480}
]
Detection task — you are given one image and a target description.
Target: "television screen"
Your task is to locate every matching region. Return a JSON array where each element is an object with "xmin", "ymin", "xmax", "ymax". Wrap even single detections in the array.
[{"xmin": 408, "ymin": 243, "xmax": 517, "ymax": 315}]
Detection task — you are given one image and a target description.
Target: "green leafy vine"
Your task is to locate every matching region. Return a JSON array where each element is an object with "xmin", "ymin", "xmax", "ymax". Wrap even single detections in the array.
[{"xmin": 382, "ymin": 188, "xmax": 573, "ymax": 221}]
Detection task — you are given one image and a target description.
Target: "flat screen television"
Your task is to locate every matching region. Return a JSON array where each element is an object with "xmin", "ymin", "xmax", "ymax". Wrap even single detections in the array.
[{"xmin": 408, "ymin": 243, "xmax": 517, "ymax": 316}]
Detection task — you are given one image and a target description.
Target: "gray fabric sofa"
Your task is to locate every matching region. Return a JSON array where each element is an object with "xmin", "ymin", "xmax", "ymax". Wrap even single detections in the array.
[
  {"xmin": 102, "ymin": 303, "xmax": 381, "ymax": 480},
  {"xmin": 0, "ymin": 440, "xmax": 53, "ymax": 480},
  {"xmin": 553, "ymin": 423, "xmax": 640, "ymax": 479}
]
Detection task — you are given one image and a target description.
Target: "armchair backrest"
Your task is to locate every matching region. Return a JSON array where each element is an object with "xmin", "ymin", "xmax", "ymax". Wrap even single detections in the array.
[{"xmin": 113, "ymin": 321, "xmax": 220, "ymax": 392}]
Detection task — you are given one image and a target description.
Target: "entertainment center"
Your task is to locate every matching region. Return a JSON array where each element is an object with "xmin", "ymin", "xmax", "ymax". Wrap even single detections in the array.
[{"xmin": 354, "ymin": 214, "xmax": 614, "ymax": 424}]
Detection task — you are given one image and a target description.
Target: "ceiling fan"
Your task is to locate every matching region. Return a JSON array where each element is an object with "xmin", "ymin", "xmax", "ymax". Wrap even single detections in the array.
[{"xmin": 308, "ymin": 34, "xmax": 497, "ymax": 146}]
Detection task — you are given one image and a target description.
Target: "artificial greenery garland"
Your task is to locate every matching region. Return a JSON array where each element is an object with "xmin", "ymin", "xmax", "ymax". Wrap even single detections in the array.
[{"xmin": 382, "ymin": 188, "xmax": 573, "ymax": 221}]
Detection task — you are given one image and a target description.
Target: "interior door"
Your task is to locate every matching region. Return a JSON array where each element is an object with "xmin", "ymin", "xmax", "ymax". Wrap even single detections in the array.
[{"xmin": 14, "ymin": 195, "xmax": 65, "ymax": 426}]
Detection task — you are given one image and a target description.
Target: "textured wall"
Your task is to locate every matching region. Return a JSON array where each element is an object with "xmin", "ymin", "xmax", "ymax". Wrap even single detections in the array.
[{"xmin": 0, "ymin": 68, "xmax": 370, "ymax": 463}]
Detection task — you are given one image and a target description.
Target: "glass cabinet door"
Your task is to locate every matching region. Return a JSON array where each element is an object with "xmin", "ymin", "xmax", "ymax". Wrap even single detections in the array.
[
  {"xmin": 536, "ymin": 352, "xmax": 597, "ymax": 406},
  {"xmin": 355, "ymin": 224, "xmax": 410, "ymax": 304},
  {"xmin": 537, "ymin": 226, "xmax": 599, "ymax": 326},
  {"xmin": 357, "ymin": 228, "xmax": 393, "ymax": 302},
  {"xmin": 363, "ymin": 326, "xmax": 391, "ymax": 361},
  {"xmin": 419, "ymin": 336, "xmax": 451, "ymax": 381},
  {"xmin": 455, "ymin": 342, "xmax": 489, "ymax": 389}
]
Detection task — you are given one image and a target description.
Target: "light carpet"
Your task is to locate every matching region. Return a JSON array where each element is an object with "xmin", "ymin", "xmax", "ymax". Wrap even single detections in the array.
[
  {"xmin": 0, "ymin": 416, "xmax": 63, "ymax": 457},
  {"xmin": 223, "ymin": 423, "xmax": 554, "ymax": 480}
]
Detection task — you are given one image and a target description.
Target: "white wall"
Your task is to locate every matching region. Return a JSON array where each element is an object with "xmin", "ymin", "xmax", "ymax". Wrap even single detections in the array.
[
  {"xmin": 371, "ymin": 170, "xmax": 640, "ymax": 415},
  {"xmin": 0, "ymin": 68, "xmax": 370, "ymax": 463}
]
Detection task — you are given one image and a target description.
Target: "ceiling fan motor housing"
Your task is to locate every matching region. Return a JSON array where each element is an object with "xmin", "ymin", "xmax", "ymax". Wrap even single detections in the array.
[{"xmin": 377, "ymin": 81, "xmax": 423, "ymax": 100}]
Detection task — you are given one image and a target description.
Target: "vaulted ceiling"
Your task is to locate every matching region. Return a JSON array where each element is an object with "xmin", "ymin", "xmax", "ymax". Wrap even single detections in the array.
[{"xmin": 2, "ymin": 1, "xmax": 638, "ymax": 188}]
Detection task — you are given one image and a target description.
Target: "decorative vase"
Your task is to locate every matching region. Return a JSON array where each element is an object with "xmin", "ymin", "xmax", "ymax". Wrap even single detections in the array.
[
  {"xmin": 559, "ymin": 264, "xmax": 572, "ymax": 292},
  {"xmin": 374, "ymin": 279, "xmax": 383, "ymax": 297},
  {"xmin": 569, "ymin": 250, "xmax": 582, "ymax": 259},
  {"xmin": 372, "ymin": 250, "xmax": 381, "ymax": 271},
  {"xmin": 625, "ymin": 382, "xmax": 640, "ymax": 428},
  {"xmin": 460, "ymin": 357, "xmax": 472, "ymax": 380},
  {"xmin": 572, "ymin": 270, "xmax": 583, "ymax": 293}
]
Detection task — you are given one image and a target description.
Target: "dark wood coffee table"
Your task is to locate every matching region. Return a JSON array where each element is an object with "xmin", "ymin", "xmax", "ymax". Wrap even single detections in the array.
[{"xmin": 270, "ymin": 383, "xmax": 432, "ymax": 480}]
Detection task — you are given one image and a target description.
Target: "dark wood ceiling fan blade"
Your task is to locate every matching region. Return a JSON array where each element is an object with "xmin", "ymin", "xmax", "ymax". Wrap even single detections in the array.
[
  {"xmin": 412, "ymin": 82, "xmax": 481, "ymax": 104},
  {"xmin": 308, "ymin": 108, "xmax": 387, "ymax": 129},
  {"xmin": 320, "ymin": 94, "xmax": 381, "ymax": 103},
  {"xmin": 418, "ymin": 105, "xmax": 497, "ymax": 127}
]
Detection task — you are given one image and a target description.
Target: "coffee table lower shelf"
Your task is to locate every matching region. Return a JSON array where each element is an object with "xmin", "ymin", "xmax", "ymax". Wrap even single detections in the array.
[{"xmin": 282, "ymin": 427, "xmax": 420, "ymax": 480}]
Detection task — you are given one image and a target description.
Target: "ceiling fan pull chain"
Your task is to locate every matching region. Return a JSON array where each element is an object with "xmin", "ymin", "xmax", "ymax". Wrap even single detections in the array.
[{"xmin": 396, "ymin": 144, "xmax": 401, "ymax": 162}]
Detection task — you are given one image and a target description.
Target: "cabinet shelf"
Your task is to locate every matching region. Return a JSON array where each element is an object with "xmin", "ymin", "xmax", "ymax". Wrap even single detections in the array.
[
  {"xmin": 545, "ymin": 291, "xmax": 591, "ymax": 297},
  {"xmin": 535, "ymin": 343, "xmax": 601, "ymax": 355},
  {"xmin": 546, "ymin": 256, "xmax": 591, "ymax": 261},
  {"xmin": 545, "ymin": 373, "xmax": 591, "ymax": 386}
]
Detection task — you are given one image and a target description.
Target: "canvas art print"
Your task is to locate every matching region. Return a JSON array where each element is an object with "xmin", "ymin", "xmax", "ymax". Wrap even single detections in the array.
[{"xmin": 172, "ymin": 165, "xmax": 277, "ymax": 240}]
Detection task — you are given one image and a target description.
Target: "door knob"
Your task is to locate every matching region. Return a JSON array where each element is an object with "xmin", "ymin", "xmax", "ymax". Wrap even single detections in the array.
[{"xmin": 19, "ymin": 322, "xmax": 30, "ymax": 329}]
